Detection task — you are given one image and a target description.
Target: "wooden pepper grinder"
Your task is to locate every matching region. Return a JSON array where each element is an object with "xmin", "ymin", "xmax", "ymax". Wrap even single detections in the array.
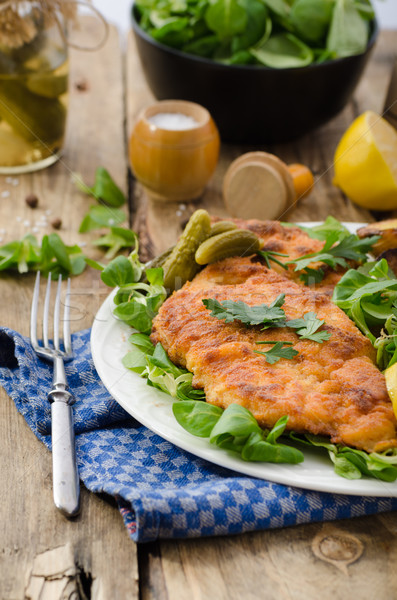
[{"xmin": 223, "ymin": 151, "xmax": 314, "ymax": 221}]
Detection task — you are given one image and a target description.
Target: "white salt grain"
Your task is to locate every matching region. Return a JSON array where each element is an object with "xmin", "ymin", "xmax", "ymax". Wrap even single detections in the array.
[
  {"xmin": 179, "ymin": 204, "xmax": 187, "ymax": 211},
  {"xmin": 0, "ymin": 228, "xmax": 5, "ymax": 235},
  {"xmin": 12, "ymin": 178, "xmax": 19, "ymax": 186},
  {"xmin": 23, "ymin": 220, "xmax": 30, "ymax": 227},
  {"xmin": 32, "ymin": 227, "xmax": 39, "ymax": 233},
  {"xmin": 45, "ymin": 209, "xmax": 52, "ymax": 215},
  {"xmin": 176, "ymin": 210, "xmax": 183, "ymax": 217},
  {"xmin": 148, "ymin": 112, "xmax": 199, "ymax": 131},
  {"xmin": 16, "ymin": 216, "xmax": 22, "ymax": 222},
  {"xmin": 5, "ymin": 177, "xmax": 12, "ymax": 184},
  {"xmin": 1, "ymin": 190, "xmax": 10, "ymax": 198}
]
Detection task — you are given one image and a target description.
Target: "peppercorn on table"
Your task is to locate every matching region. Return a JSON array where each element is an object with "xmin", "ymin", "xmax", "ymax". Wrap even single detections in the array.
[{"xmin": 1, "ymin": 16, "xmax": 397, "ymax": 600}]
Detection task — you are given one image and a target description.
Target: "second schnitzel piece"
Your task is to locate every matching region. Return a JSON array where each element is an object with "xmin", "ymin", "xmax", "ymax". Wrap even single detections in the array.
[
  {"xmin": 230, "ymin": 218, "xmax": 350, "ymax": 294},
  {"xmin": 151, "ymin": 257, "xmax": 397, "ymax": 453}
]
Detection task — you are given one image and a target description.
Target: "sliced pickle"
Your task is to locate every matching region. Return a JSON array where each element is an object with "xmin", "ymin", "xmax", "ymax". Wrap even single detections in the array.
[
  {"xmin": 195, "ymin": 229, "xmax": 262, "ymax": 265},
  {"xmin": 162, "ymin": 209, "xmax": 211, "ymax": 291},
  {"xmin": 209, "ymin": 220, "xmax": 237, "ymax": 236}
]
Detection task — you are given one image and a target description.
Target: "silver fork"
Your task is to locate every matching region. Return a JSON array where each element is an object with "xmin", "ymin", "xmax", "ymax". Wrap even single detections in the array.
[{"xmin": 30, "ymin": 271, "xmax": 80, "ymax": 517}]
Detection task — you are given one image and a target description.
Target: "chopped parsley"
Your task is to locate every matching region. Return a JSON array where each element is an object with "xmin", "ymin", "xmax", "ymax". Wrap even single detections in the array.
[
  {"xmin": 254, "ymin": 341, "xmax": 298, "ymax": 364},
  {"xmin": 257, "ymin": 249, "xmax": 288, "ymax": 270},
  {"xmin": 286, "ymin": 232, "xmax": 380, "ymax": 281},
  {"xmin": 202, "ymin": 296, "xmax": 331, "ymax": 360},
  {"xmin": 202, "ymin": 294, "xmax": 287, "ymax": 328},
  {"xmin": 287, "ymin": 312, "xmax": 331, "ymax": 343}
]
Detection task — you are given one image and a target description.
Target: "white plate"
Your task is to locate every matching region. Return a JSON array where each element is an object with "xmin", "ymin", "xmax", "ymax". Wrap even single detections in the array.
[{"xmin": 91, "ymin": 223, "xmax": 397, "ymax": 497}]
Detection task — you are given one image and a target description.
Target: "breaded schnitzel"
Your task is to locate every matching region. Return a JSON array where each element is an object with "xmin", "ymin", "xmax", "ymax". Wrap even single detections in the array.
[
  {"xmin": 151, "ymin": 257, "xmax": 397, "ymax": 453},
  {"xmin": 229, "ymin": 218, "xmax": 349, "ymax": 294}
]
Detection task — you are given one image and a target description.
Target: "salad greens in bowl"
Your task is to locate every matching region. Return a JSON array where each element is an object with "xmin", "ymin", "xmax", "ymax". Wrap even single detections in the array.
[{"xmin": 131, "ymin": 0, "xmax": 378, "ymax": 142}]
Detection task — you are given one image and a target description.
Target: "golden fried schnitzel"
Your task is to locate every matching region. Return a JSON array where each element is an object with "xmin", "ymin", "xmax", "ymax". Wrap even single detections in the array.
[
  {"xmin": 151, "ymin": 256, "xmax": 397, "ymax": 453},
  {"xmin": 230, "ymin": 218, "xmax": 348, "ymax": 294}
]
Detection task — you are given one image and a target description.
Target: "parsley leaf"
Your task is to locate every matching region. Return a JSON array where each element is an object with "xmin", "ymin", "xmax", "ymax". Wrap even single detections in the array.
[
  {"xmin": 202, "ymin": 294, "xmax": 287, "ymax": 328},
  {"xmin": 257, "ymin": 249, "xmax": 288, "ymax": 270},
  {"xmin": 288, "ymin": 312, "xmax": 331, "ymax": 343},
  {"xmin": 286, "ymin": 233, "xmax": 380, "ymax": 273},
  {"xmin": 203, "ymin": 297, "xmax": 331, "ymax": 343},
  {"xmin": 299, "ymin": 267, "xmax": 325, "ymax": 285},
  {"xmin": 254, "ymin": 341, "xmax": 299, "ymax": 364}
]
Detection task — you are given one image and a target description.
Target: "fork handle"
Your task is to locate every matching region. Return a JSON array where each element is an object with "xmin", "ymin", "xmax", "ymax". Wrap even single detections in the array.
[{"xmin": 51, "ymin": 396, "xmax": 80, "ymax": 517}]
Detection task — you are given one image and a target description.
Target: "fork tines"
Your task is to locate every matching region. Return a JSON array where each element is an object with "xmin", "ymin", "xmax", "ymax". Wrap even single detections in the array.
[{"xmin": 30, "ymin": 272, "xmax": 72, "ymax": 359}]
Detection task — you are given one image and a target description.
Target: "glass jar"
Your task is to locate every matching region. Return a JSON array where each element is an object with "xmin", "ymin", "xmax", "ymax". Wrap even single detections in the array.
[{"xmin": 0, "ymin": 1, "xmax": 69, "ymax": 173}]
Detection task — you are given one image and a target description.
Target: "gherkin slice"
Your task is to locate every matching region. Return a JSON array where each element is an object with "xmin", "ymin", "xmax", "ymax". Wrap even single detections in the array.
[{"xmin": 195, "ymin": 229, "xmax": 262, "ymax": 265}]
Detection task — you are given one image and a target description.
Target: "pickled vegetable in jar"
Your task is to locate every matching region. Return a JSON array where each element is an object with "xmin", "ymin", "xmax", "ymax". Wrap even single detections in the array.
[{"xmin": 0, "ymin": 1, "xmax": 74, "ymax": 173}]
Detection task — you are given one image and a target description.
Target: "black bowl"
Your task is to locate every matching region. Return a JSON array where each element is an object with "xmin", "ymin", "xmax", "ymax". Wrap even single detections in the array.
[{"xmin": 131, "ymin": 7, "xmax": 378, "ymax": 144}]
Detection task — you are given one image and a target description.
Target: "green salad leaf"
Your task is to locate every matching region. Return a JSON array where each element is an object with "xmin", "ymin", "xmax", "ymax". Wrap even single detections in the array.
[
  {"xmin": 332, "ymin": 258, "xmax": 397, "ymax": 368},
  {"xmin": 92, "ymin": 227, "xmax": 137, "ymax": 260},
  {"xmin": 327, "ymin": 0, "xmax": 370, "ymax": 58},
  {"xmin": 73, "ymin": 167, "xmax": 126, "ymax": 208},
  {"xmin": 79, "ymin": 205, "xmax": 126, "ymax": 233},
  {"xmin": 251, "ymin": 32, "xmax": 314, "ymax": 68},
  {"xmin": 123, "ymin": 333, "xmax": 202, "ymax": 400},
  {"xmin": 0, "ymin": 232, "xmax": 88, "ymax": 276},
  {"xmin": 293, "ymin": 215, "xmax": 351, "ymax": 241},
  {"xmin": 290, "ymin": 433, "xmax": 397, "ymax": 481},
  {"xmin": 290, "ymin": 0, "xmax": 334, "ymax": 43},
  {"xmin": 112, "ymin": 268, "xmax": 167, "ymax": 335},
  {"xmin": 135, "ymin": 0, "xmax": 375, "ymax": 67},
  {"xmin": 174, "ymin": 403, "xmax": 304, "ymax": 463},
  {"xmin": 205, "ymin": 0, "xmax": 247, "ymax": 40}
]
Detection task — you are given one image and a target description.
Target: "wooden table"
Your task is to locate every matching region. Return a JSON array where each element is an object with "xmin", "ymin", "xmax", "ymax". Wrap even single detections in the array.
[{"xmin": 1, "ymin": 17, "xmax": 397, "ymax": 600}]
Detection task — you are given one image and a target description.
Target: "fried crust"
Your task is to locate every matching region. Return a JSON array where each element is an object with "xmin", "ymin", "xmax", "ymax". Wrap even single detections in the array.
[
  {"xmin": 230, "ymin": 218, "xmax": 348, "ymax": 294},
  {"xmin": 151, "ymin": 257, "xmax": 397, "ymax": 453}
]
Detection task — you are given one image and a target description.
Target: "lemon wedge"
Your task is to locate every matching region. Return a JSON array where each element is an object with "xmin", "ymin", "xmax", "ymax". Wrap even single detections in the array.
[
  {"xmin": 333, "ymin": 111, "xmax": 397, "ymax": 211},
  {"xmin": 385, "ymin": 361, "xmax": 397, "ymax": 419}
]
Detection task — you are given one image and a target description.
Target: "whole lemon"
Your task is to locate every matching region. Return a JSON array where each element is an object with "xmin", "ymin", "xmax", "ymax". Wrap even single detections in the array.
[{"xmin": 333, "ymin": 111, "xmax": 397, "ymax": 211}]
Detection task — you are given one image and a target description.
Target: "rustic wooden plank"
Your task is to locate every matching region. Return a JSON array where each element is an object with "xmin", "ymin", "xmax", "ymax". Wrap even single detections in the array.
[
  {"xmin": 127, "ymin": 30, "xmax": 397, "ymax": 262},
  {"xmin": 0, "ymin": 17, "xmax": 138, "ymax": 600},
  {"xmin": 139, "ymin": 515, "xmax": 397, "ymax": 600}
]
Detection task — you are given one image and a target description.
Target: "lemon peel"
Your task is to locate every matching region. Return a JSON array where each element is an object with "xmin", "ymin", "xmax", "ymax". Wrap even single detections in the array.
[
  {"xmin": 385, "ymin": 361, "xmax": 397, "ymax": 419},
  {"xmin": 333, "ymin": 111, "xmax": 397, "ymax": 211}
]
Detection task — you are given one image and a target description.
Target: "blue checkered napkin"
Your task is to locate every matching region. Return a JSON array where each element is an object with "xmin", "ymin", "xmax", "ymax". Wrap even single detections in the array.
[{"xmin": 1, "ymin": 327, "xmax": 397, "ymax": 543}]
